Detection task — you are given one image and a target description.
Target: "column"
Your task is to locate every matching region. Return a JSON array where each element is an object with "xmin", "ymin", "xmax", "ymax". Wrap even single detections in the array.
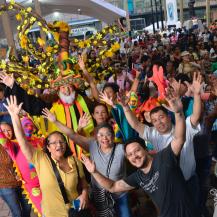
[
  {"xmin": 34, "ymin": 0, "xmax": 47, "ymax": 44},
  {"xmin": 206, "ymin": 0, "xmax": 210, "ymax": 27},
  {"xmin": 179, "ymin": 0, "xmax": 184, "ymax": 26},
  {"xmin": 1, "ymin": 9, "xmax": 17, "ymax": 57}
]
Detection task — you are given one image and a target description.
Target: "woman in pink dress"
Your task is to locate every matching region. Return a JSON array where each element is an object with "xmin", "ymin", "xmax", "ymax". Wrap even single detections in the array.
[{"xmin": 0, "ymin": 117, "xmax": 43, "ymax": 216}]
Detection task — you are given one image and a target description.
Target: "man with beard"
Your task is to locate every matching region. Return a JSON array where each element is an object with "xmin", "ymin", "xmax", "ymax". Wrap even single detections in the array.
[
  {"xmin": 81, "ymin": 87, "xmax": 197, "ymax": 217},
  {"xmin": 0, "ymin": 65, "xmax": 96, "ymax": 157}
]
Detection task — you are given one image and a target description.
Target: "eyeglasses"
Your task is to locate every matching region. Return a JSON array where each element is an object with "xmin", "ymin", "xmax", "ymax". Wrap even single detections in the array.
[
  {"xmin": 97, "ymin": 133, "xmax": 113, "ymax": 138},
  {"xmin": 48, "ymin": 141, "xmax": 66, "ymax": 146}
]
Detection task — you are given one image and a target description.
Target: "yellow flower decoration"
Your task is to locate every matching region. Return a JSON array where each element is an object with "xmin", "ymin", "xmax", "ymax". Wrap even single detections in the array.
[
  {"xmin": 0, "ymin": 60, "xmax": 6, "ymax": 69},
  {"xmin": 93, "ymin": 40, "xmax": 97, "ymax": 45},
  {"xmin": 10, "ymin": 0, "xmax": 15, "ymax": 4},
  {"xmin": 26, "ymin": 7, "xmax": 32, "ymax": 13},
  {"xmin": 96, "ymin": 33, "xmax": 102, "ymax": 40},
  {"xmin": 16, "ymin": 13, "xmax": 22, "ymax": 21},
  {"xmin": 46, "ymin": 46, "xmax": 53, "ymax": 53},
  {"xmin": 105, "ymin": 50, "xmax": 113, "ymax": 58},
  {"xmin": 102, "ymin": 41, "xmax": 107, "ymax": 45},
  {"xmin": 78, "ymin": 41, "xmax": 85, "ymax": 48},
  {"xmin": 20, "ymin": 35, "xmax": 28, "ymax": 49},
  {"xmin": 109, "ymin": 28, "xmax": 113, "ymax": 34},
  {"xmin": 30, "ymin": 16, "xmax": 36, "ymax": 24},
  {"xmin": 22, "ymin": 56, "xmax": 29, "ymax": 63},
  {"xmin": 111, "ymin": 42, "xmax": 120, "ymax": 52},
  {"xmin": 17, "ymin": 78, "xmax": 22, "ymax": 83},
  {"xmin": 37, "ymin": 37, "xmax": 45, "ymax": 47}
]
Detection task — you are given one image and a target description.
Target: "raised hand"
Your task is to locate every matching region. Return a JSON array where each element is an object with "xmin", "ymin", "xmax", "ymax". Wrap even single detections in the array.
[
  {"xmin": 42, "ymin": 108, "xmax": 57, "ymax": 123},
  {"xmin": 4, "ymin": 95, "xmax": 23, "ymax": 116},
  {"xmin": 0, "ymin": 71, "xmax": 15, "ymax": 88},
  {"xmin": 78, "ymin": 55, "xmax": 86, "ymax": 71},
  {"xmin": 164, "ymin": 87, "xmax": 183, "ymax": 114},
  {"xmin": 81, "ymin": 154, "xmax": 96, "ymax": 174},
  {"xmin": 78, "ymin": 113, "xmax": 91, "ymax": 129},
  {"xmin": 117, "ymin": 92, "xmax": 130, "ymax": 107},
  {"xmin": 99, "ymin": 92, "xmax": 115, "ymax": 107},
  {"xmin": 191, "ymin": 72, "xmax": 202, "ymax": 95},
  {"xmin": 170, "ymin": 78, "xmax": 181, "ymax": 97}
]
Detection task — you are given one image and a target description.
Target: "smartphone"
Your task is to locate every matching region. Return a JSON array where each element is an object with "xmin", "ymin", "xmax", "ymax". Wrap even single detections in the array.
[
  {"xmin": 133, "ymin": 63, "xmax": 142, "ymax": 70},
  {"xmin": 72, "ymin": 199, "xmax": 80, "ymax": 211}
]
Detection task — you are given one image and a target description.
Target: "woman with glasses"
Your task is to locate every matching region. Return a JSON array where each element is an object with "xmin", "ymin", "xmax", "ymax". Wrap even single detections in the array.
[
  {"xmin": 42, "ymin": 107, "xmax": 132, "ymax": 217},
  {"xmin": 5, "ymin": 96, "xmax": 89, "ymax": 217}
]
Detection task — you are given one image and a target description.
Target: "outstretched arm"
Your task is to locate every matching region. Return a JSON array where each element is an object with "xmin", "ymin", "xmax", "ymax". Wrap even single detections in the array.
[
  {"xmin": 81, "ymin": 154, "xmax": 134, "ymax": 193},
  {"xmin": 0, "ymin": 71, "xmax": 52, "ymax": 116},
  {"xmin": 78, "ymin": 55, "xmax": 100, "ymax": 101},
  {"xmin": 42, "ymin": 108, "xmax": 92, "ymax": 152},
  {"xmin": 164, "ymin": 87, "xmax": 186, "ymax": 156},
  {"xmin": 190, "ymin": 72, "xmax": 202, "ymax": 127},
  {"xmin": 4, "ymin": 96, "xmax": 35, "ymax": 162},
  {"xmin": 118, "ymin": 93, "xmax": 145, "ymax": 136}
]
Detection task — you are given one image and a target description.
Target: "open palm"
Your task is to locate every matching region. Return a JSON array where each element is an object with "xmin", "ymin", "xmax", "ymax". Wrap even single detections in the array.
[
  {"xmin": 81, "ymin": 154, "xmax": 96, "ymax": 174},
  {"xmin": 4, "ymin": 96, "xmax": 23, "ymax": 116},
  {"xmin": 42, "ymin": 108, "xmax": 57, "ymax": 123},
  {"xmin": 0, "ymin": 71, "xmax": 15, "ymax": 88},
  {"xmin": 164, "ymin": 87, "xmax": 183, "ymax": 113},
  {"xmin": 78, "ymin": 113, "xmax": 91, "ymax": 129},
  {"xmin": 99, "ymin": 92, "xmax": 114, "ymax": 107}
]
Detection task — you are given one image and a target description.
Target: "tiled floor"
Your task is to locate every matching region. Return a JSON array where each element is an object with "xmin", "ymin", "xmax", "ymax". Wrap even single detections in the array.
[
  {"xmin": 0, "ymin": 198, "xmax": 11, "ymax": 217},
  {"xmin": 0, "ymin": 198, "xmax": 37, "ymax": 217}
]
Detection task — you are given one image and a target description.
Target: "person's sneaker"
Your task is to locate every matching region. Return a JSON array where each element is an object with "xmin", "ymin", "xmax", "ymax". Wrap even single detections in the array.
[{"xmin": 210, "ymin": 188, "xmax": 217, "ymax": 206}]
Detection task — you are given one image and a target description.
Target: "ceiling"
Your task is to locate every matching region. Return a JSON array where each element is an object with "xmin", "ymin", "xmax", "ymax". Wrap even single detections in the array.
[{"xmin": 0, "ymin": 0, "xmax": 126, "ymax": 41}]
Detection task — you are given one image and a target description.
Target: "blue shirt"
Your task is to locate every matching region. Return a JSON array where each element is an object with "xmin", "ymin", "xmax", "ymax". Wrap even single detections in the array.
[{"xmin": 0, "ymin": 98, "xmax": 12, "ymax": 124}]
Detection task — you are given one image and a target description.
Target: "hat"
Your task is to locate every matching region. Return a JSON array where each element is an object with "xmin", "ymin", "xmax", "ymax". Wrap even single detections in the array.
[{"xmin": 181, "ymin": 51, "xmax": 190, "ymax": 57}]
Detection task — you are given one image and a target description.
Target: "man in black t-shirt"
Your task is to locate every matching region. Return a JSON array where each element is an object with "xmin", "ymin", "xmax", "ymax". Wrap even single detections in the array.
[{"xmin": 81, "ymin": 87, "xmax": 197, "ymax": 217}]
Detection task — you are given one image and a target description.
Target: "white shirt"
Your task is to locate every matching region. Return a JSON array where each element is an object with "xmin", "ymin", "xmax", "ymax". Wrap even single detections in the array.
[{"xmin": 140, "ymin": 117, "xmax": 201, "ymax": 180}]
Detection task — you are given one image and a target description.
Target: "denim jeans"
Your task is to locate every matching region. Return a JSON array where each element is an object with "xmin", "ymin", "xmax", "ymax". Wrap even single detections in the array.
[
  {"xmin": 115, "ymin": 193, "xmax": 132, "ymax": 217},
  {"xmin": 0, "ymin": 187, "xmax": 22, "ymax": 217},
  {"xmin": 16, "ymin": 187, "xmax": 32, "ymax": 217}
]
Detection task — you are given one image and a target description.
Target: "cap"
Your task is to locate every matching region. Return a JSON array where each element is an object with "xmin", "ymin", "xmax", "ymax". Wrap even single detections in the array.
[{"xmin": 181, "ymin": 51, "xmax": 190, "ymax": 57}]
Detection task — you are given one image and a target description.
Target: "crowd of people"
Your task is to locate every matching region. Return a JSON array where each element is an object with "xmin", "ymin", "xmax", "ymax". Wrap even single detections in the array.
[{"xmin": 0, "ymin": 20, "xmax": 217, "ymax": 217}]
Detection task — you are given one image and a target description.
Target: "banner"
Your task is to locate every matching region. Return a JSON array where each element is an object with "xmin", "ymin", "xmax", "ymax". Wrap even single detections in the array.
[{"xmin": 166, "ymin": 0, "xmax": 178, "ymax": 25}]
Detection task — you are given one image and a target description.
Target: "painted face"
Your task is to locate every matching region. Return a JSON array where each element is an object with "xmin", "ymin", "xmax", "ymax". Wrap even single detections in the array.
[
  {"xmin": 150, "ymin": 110, "xmax": 172, "ymax": 134},
  {"xmin": 0, "ymin": 123, "xmax": 13, "ymax": 140},
  {"xmin": 93, "ymin": 105, "xmax": 108, "ymax": 125},
  {"xmin": 96, "ymin": 127, "xmax": 114, "ymax": 149},
  {"xmin": 125, "ymin": 142, "xmax": 147, "ymax": 168},
  {"xmin": 47, "ymin": 133, "xmax": 67, "ymax": 159},
  {"xmin": 128, "ymin": 93, "xmax": 138, "ymax": 111},
  {"xmin": 21, "ymin": 117, "xmax": 35, "ymax": 137}
]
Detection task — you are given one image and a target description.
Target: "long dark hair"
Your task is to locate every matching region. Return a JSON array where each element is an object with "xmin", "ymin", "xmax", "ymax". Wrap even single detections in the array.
[{"xmin": 43, "ymin": 131, "xmax": 73, "ymax": 158}]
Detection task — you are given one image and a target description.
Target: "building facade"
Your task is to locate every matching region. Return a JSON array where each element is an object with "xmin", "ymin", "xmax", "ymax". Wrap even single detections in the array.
[{"xmin": 107, "ymin": 0, "xmax": 217, "ymax": 30}]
